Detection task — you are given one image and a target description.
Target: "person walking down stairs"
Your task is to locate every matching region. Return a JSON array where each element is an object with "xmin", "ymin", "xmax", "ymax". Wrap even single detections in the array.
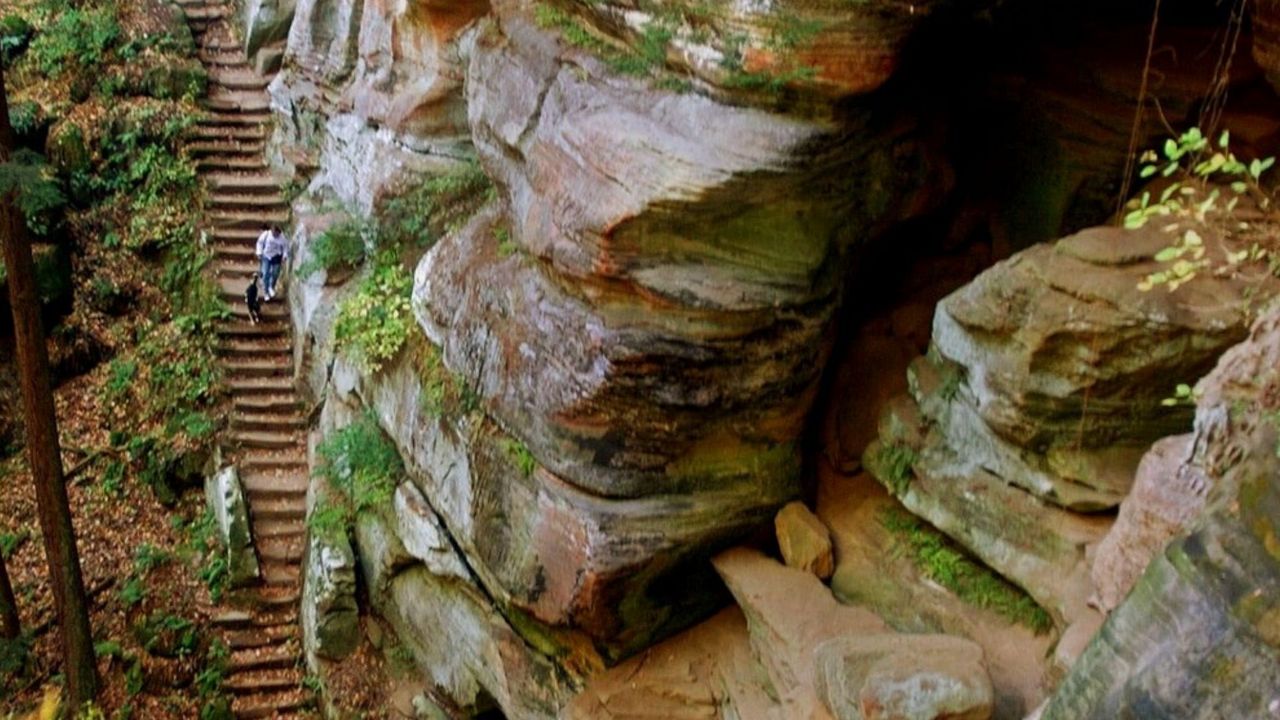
[{"xmin": 256, "ymin": 224, "xmax": 288, "ymax": 301}]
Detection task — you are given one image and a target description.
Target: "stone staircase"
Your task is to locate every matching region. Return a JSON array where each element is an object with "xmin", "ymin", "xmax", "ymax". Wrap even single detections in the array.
[{"xmin": 179, "ymin": 1, "xmax": 311, "ymax": 716}]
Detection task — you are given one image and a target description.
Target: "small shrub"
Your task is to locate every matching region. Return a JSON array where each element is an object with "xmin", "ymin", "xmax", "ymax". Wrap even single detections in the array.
[
  {"xmin": 0, "ymin": 528, "xmax": 30, "ymax": 558},
  {"xmin": 869, "ymin": 443, "xmax": 917, "ymax": 496},
  {"xmin": 334, "ymin": 256, "xmax": 414, "ymax": 374},
  {"xmin": 315, "ymin": 410, "xmax": 402, "ymax": 512},
  {"xmin": 378, "ymin": 160, "xmax": 494, "ymax": 250},
  {"xmin": 26, "ymin": 3, "xmax": 121, "ymax": 78},
  {"xmin": 500, "ymin": 436, "xmax": 537, "ymax": 478},
  {"xmin": 298, "ymin": 217, "xmax": 369, "ymax": 278}
]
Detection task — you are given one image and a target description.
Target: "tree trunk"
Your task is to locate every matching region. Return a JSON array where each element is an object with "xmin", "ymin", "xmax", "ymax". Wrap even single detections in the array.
[
  {"xmin": 0, "ymin": 64, "xmax": 97, "ymax": 703},
  {"xmin": 0, "ymin": 552, "xmax": 18, "ymax": 639}
]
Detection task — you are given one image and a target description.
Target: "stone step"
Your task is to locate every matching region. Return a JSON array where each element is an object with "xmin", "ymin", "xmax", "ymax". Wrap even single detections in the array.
[
  {"xmin": 226, "ymin": 376, "xmax": 295, "ymax": 395},
  {"xmin": 200, "ymin": 110, "xmax": 272, "ymax": 127},
  {"xmin": 184, "ymin": 4, "xmax": 230, "ymax": 20},
  {"xmin": 206, "ymin": 173, "xmax": 280, "ymax": 192},
  {"xmin": 219, "ymin": 274, "xmax": 286, "ymax": 297},
  {"xmin": 204, "ymin": 92, "xmax": 271, "ymax": 113},
  {"xmin": 249, "ymin": 495, "xmax": 307, "ymax": 521},
  {"xmin": 211, "ymin": 609, "xmax": 253, "ymax": 628},
  {"xmin": 224, "ymin": 668, "xmax": 303, "ymax": 694},
  {"xmin": 194, "ymin": 124, "xmax": 268, "ymax": 141},
  {"xmin": 234, "ymin": 394, "xmax": 303, "ymax": 414},
  {"xmin": 239, "ymin": 452, "xmax": 307, "ymax": 474},
  {"xmin": 231, "ymin": 429, "xmax": 300, "ymax": 451},
  {"xmin": 242, "ymin": 475, "xmax": 309, "ymax": 499},
  {"xmin": 222, "ymin": 357, "xmax": 291, "ymax": 378},
  {"xmin": 217, "ymin": 336, "xmax": 291, "ymax": 354},
  {"xmin": 212, "ymin": 209, "xmax": 291, "ymax": 228},
  {"xmin": 216, "ymin": 322, "xmax": 289, "ymax": 339},
  {"xmin": 189, "ymin": 139, "xmax": 266, "ymax": 157},
  {"xmin": 232, "ymin": 413, "xmax": 307, "ymax": 433},
  {"xmin": 231, "ymin": 688, "xmax": 310, "ymax": 718},
  {"xmin": 198, "ymin": 155, "xmax": 268, "ymax": 172},
  {"xmin": 258, "ymin": 535, "xmax": 305, "ymax": 563},
  {"xmin": 253, "ymin": 519, "xmax": 307, "ymax": 540},
  {"xmin": 224, "ymin": 625, "xmax": 296, "ymax": 651},
  {"xmin": 260, "ymin": 561, "xmax": 302, "ymax": 586},
  {"xmin": 209, "ymin": 605, "xmax": 296, "ymax": 629},
  {"xmin": 209, "ymin": 193, "xmax": 289, "ymax": 211},
  {"xmin": 209, "ymin": 67, "xmax": 271, "ymax": 91},
  {"xmin": 198, "ymin": 49, "xmax": 250, "ymax": 67},
  {"xmin": 226, "ymin": 302, "xmax": 289, "ymax": 321},
  {"xmin": 230, "ymin": 646, "xmax": 297, "ymax": 674}
]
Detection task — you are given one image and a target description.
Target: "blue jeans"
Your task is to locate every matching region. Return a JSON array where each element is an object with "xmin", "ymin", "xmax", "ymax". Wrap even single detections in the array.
[{"xmin": 260, "ymin": 255, "xmax": 283, "ymax": 297}]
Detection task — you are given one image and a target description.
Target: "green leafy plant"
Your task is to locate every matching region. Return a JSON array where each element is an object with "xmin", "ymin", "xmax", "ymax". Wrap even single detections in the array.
[
  {"xmin": 868, "ymin": 443, "xmax": 918, "ymax": 496},
  {"xmin": 315, "ymin": 410, "xmax": 403, "ymax": 513},
  {"xmin": 1126, "ymin": 127, "xmax": 1277, "ymax": 293},
  {"xmin": 500, "ymin": 437, "xmax": 538, "ymax": 478},
  {"xmin": 298, "ymin": 216, "xmax": 370, "ymax": 278},
  {"xmin": 0, "ymin": 528, "xmax": 30, "ymax": 558},
  {"xmin": 334, "ymin": 255, "xmax": 414, "ymax": 374},
  {"xmin": 879, "ymin": 507, "xmax": 1053, "ymax": 633},
  {"xmin": 26, "ymin": 2, "xmax": 121, "ymax": 78},
  {"xmin": 378, "ymin": 160, "xmax": 494, "ymax": 250}
]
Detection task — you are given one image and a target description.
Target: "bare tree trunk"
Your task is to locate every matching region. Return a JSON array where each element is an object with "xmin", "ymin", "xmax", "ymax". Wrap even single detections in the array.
[
  {"xmin": 0, "ymin": 552, "xmax": 18, "ymax": 639},
  {"xmin": 0, "ymin": 64, "xmax": 97, "ymax": 703}
]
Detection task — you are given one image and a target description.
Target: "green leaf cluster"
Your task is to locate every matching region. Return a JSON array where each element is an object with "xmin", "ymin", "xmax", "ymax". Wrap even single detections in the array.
[
  {"xmin": 334, "ymin": 255, "xmax": 415, "ymax": 374},
  {"xmin": 315, "ymin": 410, "xmax": 403, "ymax": 515},
  {"xmin": 879, "ymin": 507, "xmax": 1053, "ymax": 634}
]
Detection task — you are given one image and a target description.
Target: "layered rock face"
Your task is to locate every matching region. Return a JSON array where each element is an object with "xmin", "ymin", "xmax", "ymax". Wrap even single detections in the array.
[
  {"xmin": 1042, "ymin": 303, "xmax": 1280, "ymax": 718},
  {"xmin": 864, "ymin": 222, "xmax": 1280, "ymax": 636},
  {"xmin": 284, "ymin": 0, "xmax": 951, "ymax": 712},
  {"xmin": 268, "ymin": 0, "xmax": 1280, "ymax": 715}
]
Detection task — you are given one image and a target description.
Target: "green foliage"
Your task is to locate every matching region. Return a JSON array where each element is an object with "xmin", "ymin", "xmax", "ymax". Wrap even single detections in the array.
[
  {"xmin": 413, "ymin": 337, "xmax": 479, "ymax": 418},
  {"xmin": 0, "ymin": 528, "xmax": 30, "ymax": 559},
  {"xmin": 0, "ymin": 148, "xmax": 67, "ymax": 236},
  {"xmin": 334, "ymin": 255, "xmax": 414, "ymax": 374},
  {"xmin": 118, "ymin": 577, "xmax": 146, "ymax": 608},
  {"xmin": 299, "ymin": 217, "xmax": 370, "ymax": 278},
  {"xmin": 534, "ymin": 3, "xmax": 675, "ymax": 81},
  {"xmin": 500, "ymin": 436, "xmax": 538, "ymax": 478},
  {"xmin": 7, "ymin": 99, "xmax": 41, "ymax": 135},
  {"xmin": 879, "ymin": 507, "xmax": 1053, "ymax": 633},
  {"xmin": 869, "ymin": 443, "xmax": 917, "ymax": 496},
  {"xmin": 133, "ymin": 612, "xmax": 199, "ymax": 658},
  {"xmin": 378, "ymin": 160, "xmax": 494, "ymax": 249},
  {"xmin": 0, "ymin": 631, "xmax": 32, "ymax": 682},
  {"xmin": 494, "ymin": 226, "xmax": 516, "ymax": 257},
  {"xmin": 1162, "ymin": 382, "xmax": 1197, "ymax": 408},
  {"xmin": 306, "ymin": 498, "xmax": 349, "ymax": 539},
  {"xmin": 1127, "ymin": 127, "xmax": 1277, "ymax": 292},
  {"xmin": 185, "ymin": 511, "xmax": 229, "ymax": 603},
  {"xmin": 195, "ymin": 638, "xmax": 230, "ymax": 715},
  {"xmin": 26, "ymin": 2, "xmax": 120, "ymax": 78},
  {"xmin": 315, "ymin": 410, "xmax": 403, "ymax": 513},
  {"xmin": 0, "ymin": 14, "xmax": 34, "ymax": 63}
]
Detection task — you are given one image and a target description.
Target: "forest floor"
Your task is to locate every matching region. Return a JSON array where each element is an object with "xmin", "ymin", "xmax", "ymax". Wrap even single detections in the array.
[{"xmin": 0, "ymin": 369, "xmax": 219, "ymax": 718}]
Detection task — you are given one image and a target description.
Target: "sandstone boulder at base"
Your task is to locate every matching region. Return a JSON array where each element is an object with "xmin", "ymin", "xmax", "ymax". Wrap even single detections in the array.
[
  {"xmin": 301, "ymin": 519, "xmax": 359, "ymax": 664},
  {"xmin": 775, "ymin": 501, "xmax": 835, "ymax": 579},
  {"xmin": 1089, "ymin": 433, "xmax": 1206, "ymax": 612},
  {"xmin": 814, "ymin": 635, "xmax": 993, "ymax": 720},
  {"xmin": 1042, "ymin": 304, "xmax": 1280, "ymax": 717},
  {"xmin": 204, "ymin": 465, "xmax": 259, "ymax": 588}
]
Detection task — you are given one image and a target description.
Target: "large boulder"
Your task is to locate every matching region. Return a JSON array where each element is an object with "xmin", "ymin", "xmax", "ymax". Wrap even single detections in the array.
[
  {"xmin": 814, "ymin": 635, "xmax": 993, "ymax": 720},
  {"xmin": 1088, "ymin": 433, "xmax": 1206, "ymax": 612},
  {"xmin": 1042, "ymin": 302, "xmax": 1280, "ymax": 717},
  {"xmin": 864, "ymin": 221, "xmax": 1280, "ymax": 634},
  {"xmin": 203, "ymin": 465, "xmax": 259, "ymax": 588}
]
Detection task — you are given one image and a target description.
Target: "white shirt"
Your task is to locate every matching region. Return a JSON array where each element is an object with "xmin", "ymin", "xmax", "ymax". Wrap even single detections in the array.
[{"xmin": 256, "ymin": 230, "xmax": 288, "ymax": 260}]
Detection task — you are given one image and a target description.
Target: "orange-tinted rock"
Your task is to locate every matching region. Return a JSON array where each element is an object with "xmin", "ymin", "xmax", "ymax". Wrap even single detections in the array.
[{"xmin": 775, "ymin": 501, "xmax": 834, "ymax": 579}]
